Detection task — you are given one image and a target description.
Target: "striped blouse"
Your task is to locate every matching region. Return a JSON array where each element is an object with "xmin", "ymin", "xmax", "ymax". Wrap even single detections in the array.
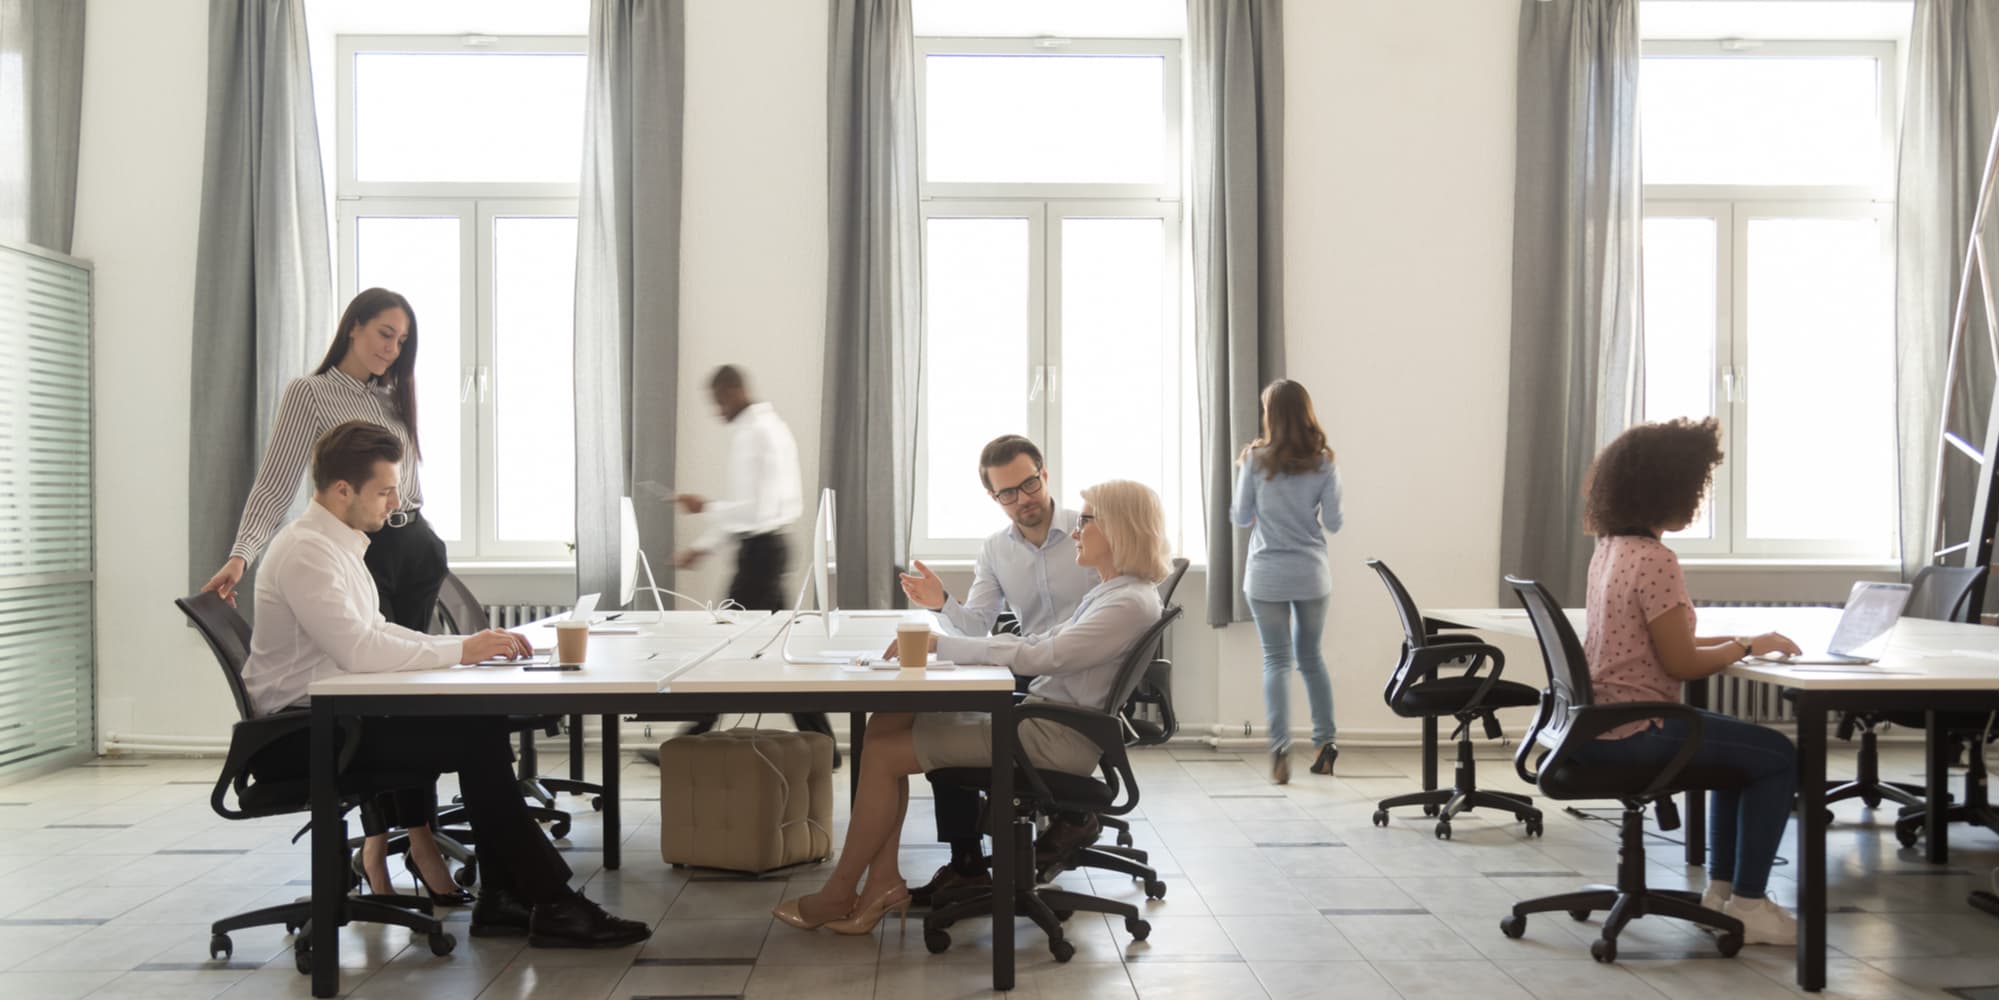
[{"xmin": 227, "ymin": 368, "xmax": 424, "ymax": 564}]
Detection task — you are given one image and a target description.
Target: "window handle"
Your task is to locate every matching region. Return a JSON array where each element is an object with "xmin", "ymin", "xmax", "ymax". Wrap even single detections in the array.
[
  {"xmin": 1721, "ymin": 367, "xmax": 1737, "ymax": 404},
  {"xmin": 460, "ymin": 371, "xmax": 475, "ymax": 404},
  {"xmin": 1047, "ymin": 364, "xmax": 1059, "ymax": 398},
  {"xmin": 1029, "ymin": 365, "xmax": 1044, "ymax": 401},
  {"xmin": 477, "ymin": 365, "xmax": 490, "ymax": 405}
]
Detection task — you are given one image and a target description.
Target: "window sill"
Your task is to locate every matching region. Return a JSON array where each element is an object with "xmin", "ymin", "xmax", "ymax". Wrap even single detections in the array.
[
  {"xmin": 1677, "ymin": 558, "xmax": 1900, "ymax": 573},
  {"xmin": 448, "ymin": 560, "xmax": 576, "ymax": 576}
]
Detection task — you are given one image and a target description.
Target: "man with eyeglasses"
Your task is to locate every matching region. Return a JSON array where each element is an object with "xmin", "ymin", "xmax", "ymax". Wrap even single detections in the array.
[{"xmin": 897, "ymin": 434, "xmax": 1103, "ymax": 905}]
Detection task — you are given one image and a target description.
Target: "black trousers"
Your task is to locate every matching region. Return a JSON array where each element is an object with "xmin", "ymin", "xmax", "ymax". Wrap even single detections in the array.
[
  {"xmin": 929, "ymin": 674, "xmax": 1034, "ymax": 845},
  {"xmin": 689, "ymin": 532, "xmax": 833, "ymax": 741},
  {"xmin": 358, "ymin": 511, "xmax": 452, "ymax": 829},
  {"xmin": 257, "ymin": 716, "xmax": 573, "ymax": 902}
]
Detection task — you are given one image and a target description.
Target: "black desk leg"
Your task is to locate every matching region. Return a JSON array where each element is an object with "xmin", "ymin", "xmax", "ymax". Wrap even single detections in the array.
[
  {"xmin": 849, "ymin": 711, "xmax": 867, "ymax": 803},
  {"xmin": 989, "ymin": 698, "xmax": 1016, "ymax": 991},
  {"xmin": 309, "ymin": 702, "xmax": 341, "ymax": 998},
  {"xmin": 602, "ymin": 715, "xmax": 621, "ymax": 870},
  {"xmin": 1924, "ymin": 711, "xmax": 1949, "ymax": 865},
  {"xmin": 1421, "ymin": 716, "xmax": 1438, "ymax": 792},
  {"xmin": 1795, "ymin": 694, "xmax": 1827, "ymax": 992},
  {"xmin": 1683, "ymin": 679, "xmax": 1709, "ymax": 866},
  {"xmin": 570, "ymin": 714, "xmax": 586, "ymax": 782}
]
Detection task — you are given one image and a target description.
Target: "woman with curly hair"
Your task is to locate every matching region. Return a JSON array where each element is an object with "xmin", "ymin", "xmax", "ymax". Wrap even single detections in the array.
[{"xmin": 1576, "ymin": 417, "xmax": 1803, "ymax": 945}]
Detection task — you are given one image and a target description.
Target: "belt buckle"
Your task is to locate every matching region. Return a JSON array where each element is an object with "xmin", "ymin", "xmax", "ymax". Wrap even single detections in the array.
[{"xmin": 386, "ymin": 509, "xmax": 414, "ymax": 529}]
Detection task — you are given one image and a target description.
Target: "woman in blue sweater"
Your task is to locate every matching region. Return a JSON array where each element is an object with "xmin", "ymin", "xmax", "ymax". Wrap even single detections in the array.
[{"xmin": 1231, "ymin": 379, "xmax": 1345, "ymax": 784}]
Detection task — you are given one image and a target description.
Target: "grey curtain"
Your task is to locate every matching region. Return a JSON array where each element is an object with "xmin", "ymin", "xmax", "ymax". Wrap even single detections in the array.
[
  {"xmin": 0, "ymin": 0, "xmax": 85, "ymax": 252},
  {"xmin": 574, "ymin": 0, "xmax": 685, "ymax": 607},
  {"xmin": 186, "ymin": 0, "xmax": 332, "ymax": 595},
  {"xmin": 823, "ymin": 0, "xmax": 921, "ymax": 610},
  {"xmin": 1497, "ymin": 0, "xmax": 1644, "ymax": 605},
  {"xmin": 1189, "ymin": 0, "xmax": 1284, "ymax": 627},
  {"xmin": 1894, "ymin": 0, "xmax": 1998, "ymax": 580}
]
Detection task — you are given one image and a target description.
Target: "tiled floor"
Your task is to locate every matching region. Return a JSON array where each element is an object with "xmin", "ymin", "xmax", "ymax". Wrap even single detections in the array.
[{"xmin": 0, "ymin": 742, "xmax": 1993, "ymax": 999}]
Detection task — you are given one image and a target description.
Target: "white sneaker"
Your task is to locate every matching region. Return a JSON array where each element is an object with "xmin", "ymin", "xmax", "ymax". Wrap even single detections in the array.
[
  {"xmin": 1723, "ymin": 895, "xmax": 1798, "ymax": 946},
  {"xmin": 1700, "ymin": 879, "xmax": 1732, "ymax": 913}
]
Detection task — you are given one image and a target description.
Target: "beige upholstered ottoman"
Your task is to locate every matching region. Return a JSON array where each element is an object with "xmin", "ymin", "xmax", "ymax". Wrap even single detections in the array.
[{"xmin": 657, "ymin": 728, "xmax": 835, "ymax": 874}]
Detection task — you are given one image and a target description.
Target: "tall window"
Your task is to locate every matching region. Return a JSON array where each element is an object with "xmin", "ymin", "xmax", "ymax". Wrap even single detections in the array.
[
  {"xmin": 914, "ymin": 38, "xmax": 1198, "ymax": 555},
  {"xmin": 1640, "ymin": 40, "xmax": 1899, "ymax": 559},
  {"xmin": 334, "ymin": 36, "xmax": 585, "ymax": 560}
]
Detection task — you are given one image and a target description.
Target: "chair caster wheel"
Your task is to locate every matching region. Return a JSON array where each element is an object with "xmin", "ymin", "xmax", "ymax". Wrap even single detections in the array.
[
  {"xmin": 455, "ymin": 863, "xmax": 478, "ymax": 887},
  {"xmin": 550, "ymin": 819, "xmax": 572, "ymax": 840},
  {"xmin": 1049, "ymin": 936, "xmax": 1075, "ymax": 963},
  {"xmin": 1372, "ymin": 809, "xmax": 1389, "ymax": 827},
  {"xmin": 1055, "ymin": 909, "xmax": 1074, "ymax": 922},
  {"xmin": 1861, "ymin": 792, "xmax": 1882, "ymax": 809},
  {"xmin": 209, "ymin": 933, "xmax": 232, "ymax": 960},
  {"xmin": 283, "ymin": 920, "xmax": 301, "ymax": 936},
  {"xmin": 1590, "ymin": 938, "xmax": 1616, "ymax": 963},
  {"xmin": 1422, "ymin": 804, "xmax": 1441, "ymax": 817},
  {"xmin": 1523, "ymin": 818, "xmax": 1544, "ymax": 838},
  {"xmin": 924, "ymin": 929, "xmax": 951, "ymax": 954},
  {"xmin": 1434, "ymin": 821, "xmax": 1452, "ymax": 840},
  {"xmin": 1894, "ymin": 822, "xmax": 1919, "ymax": 848},
  {"xmin": 294, "ymin": 942, "xmax": 313, "ymax": 975},
  {"xmin": 1499, "ymin": 915, "xmax": 1525, "ymax": 939},
  {"xmin": 591, "ymin": 796, "xmax": 604, "ymax": 811},
  {"xmin": 1567, "ymin": 908, "xmax": 1591, "ymax": 922},
  {"xmin": 1144, "ymin": 879, "xmax": 1167, "ymax": 900},
  {"xmin": 1116, "ymin": 830, "xmax": 1134, "ymax": 848},
  {"xmin": 1715, "ymin": 931, "xmax": 1742, "ymax": 957},
  {"xmin": 1125, "ymin": 917, "xmax": 1151, "ymax": 941},
  {"xmin": 429, "ymin": 931, "xmax": 456, "ymax": 956}
]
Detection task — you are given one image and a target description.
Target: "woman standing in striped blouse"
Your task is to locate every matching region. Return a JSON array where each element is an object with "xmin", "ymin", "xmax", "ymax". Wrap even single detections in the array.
[{"xmin": 201, "ymin": 287, "xmax": 469, "ymax": 904}]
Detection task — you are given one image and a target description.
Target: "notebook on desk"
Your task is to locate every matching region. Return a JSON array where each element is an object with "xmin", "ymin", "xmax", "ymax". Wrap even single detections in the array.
[{"xmin": 1760, "ymin": 581, "xmax": 1912, "ymax": 665}]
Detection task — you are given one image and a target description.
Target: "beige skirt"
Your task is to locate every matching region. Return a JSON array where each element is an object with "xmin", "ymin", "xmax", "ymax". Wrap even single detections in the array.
[{"xmin": 911, "ymin": 702, "xmax": 1102, "ymax": 777}]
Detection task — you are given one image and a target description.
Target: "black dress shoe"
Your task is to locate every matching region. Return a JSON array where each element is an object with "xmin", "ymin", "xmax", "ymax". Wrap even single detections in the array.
[
  {"xmin": 909, "ymin": 863, "xmax": 992, "ymax": 907},
  {"xmin": 1034, "ymin": 813, "xmax": 1102, "ymax": 868},
  {"xmin": 469, "ymin": 888, "xmax": 532, "ymax": 938},
  {"xmin": 528, "ymin": 893, "xmax": 652, "ymax": 948}
]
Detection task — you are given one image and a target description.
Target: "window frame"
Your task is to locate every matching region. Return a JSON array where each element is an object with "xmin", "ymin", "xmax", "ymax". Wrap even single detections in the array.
[
  {"xmin": 910, "ymin": 36, "xmax": 1191, "ymax": 559},
  {"xmin": 335, "ymin": 35, "xmax": 583, "ymax": 563},
  {"xmin": 1640, "ymin": 37, "xmax": 1901, "ymax": 562}
]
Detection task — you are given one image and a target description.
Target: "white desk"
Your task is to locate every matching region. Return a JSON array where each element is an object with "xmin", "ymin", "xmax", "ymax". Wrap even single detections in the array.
[
  {"xmin": 1429, "ymin": 605, "xmax": 1998, "ymax": 991},
  {"xmin": 300, "ymin": 607, "xmax": 1026, "ymax": 996}
]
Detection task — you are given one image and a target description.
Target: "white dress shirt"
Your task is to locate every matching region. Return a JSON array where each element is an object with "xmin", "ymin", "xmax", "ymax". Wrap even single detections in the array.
[
  {"xmin": 935, "ymin": 574, "xmax": 1163, "ymax": 713},
  {"xmin": 936, "ymin": 506, "xmax": 1102, "ymax": 638},
  {"xmin": 242, "ymin": 501, "xmax": 462, "ymax": 716},
  {"xmin": 693, "ymin": 401, "xmax": 803, "ymax": 553}
]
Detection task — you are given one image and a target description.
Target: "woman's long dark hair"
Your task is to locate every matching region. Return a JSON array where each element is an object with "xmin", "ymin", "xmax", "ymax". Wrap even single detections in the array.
[
  {"xmin": 1239, "ymin": 378, "xmax": 1334, "ymax": 479},
  {"xmin": 314, "ymin": 288, "xmax": 420, "ymax": 458}
]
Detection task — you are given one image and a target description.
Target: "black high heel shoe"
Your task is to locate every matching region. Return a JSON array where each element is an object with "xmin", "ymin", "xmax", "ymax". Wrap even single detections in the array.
[{"xmin": 405, "ymin": 853, "xmax": 476, "ymax": 907}]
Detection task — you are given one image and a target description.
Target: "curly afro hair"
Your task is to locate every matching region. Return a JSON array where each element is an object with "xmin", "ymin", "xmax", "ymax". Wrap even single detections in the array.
[{"xmin": 1583, "ymin": 417, "xmax": 1723, "ymax": 537}]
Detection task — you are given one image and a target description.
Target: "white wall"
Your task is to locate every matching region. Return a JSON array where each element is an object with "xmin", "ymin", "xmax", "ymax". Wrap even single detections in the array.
[{"xmin": 77, "ymin": 0, "xmax": 1530, "ymax": 748}]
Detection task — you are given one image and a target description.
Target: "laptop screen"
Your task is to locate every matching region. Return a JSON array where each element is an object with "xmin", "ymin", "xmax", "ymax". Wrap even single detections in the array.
[{"xmin": 1826, "ymin": 582, "xmax": 1913, "ymax": 656}]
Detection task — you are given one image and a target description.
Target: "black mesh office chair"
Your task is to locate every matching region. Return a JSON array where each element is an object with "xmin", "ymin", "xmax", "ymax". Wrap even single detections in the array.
[
  {"xmin": 435, "ymin": 573, "xmax": 602, "ymax": 842},
  {"xmin": 175, "ymin": 593, "xmax": 454, "ymax": 973},
  {"xmin": 1821, "ymin": 566, "xmax": 1989, "ymax": 819},
  {"xmin": 1365, "ymin": 560, "xmax": 1543, "ymax": 839},
  {"xmin": 1121, "ymin": 557, "xmax": 1190, "ymax": 748},
  {"xmin": 1497, "ymin": 578, "xmax": 1743, "ymax": 963},
  {"xmin": 922, "ymin": 607, "xmax": 1183, "ymax": 962}
]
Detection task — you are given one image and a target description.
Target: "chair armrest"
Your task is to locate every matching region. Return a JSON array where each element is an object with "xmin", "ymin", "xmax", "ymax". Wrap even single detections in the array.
[
  {"xmin": 1393, "ymin": 641, "xmax": 1507, "ymax": 709},
  {"xmin": 211, "ymin": 710, "xmax": 361, "ymax": 820},
  {"xmin": 1009, "ymin": 701, "xmax": 1133, "ymax": 811},
  {"xmin": 1540, "ymin": 702, "xmax": 1705, "ymax": 800}
]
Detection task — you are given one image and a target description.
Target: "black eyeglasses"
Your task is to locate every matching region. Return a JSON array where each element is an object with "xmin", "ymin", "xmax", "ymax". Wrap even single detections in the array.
[
  {"xmin": 1077, "ymin": 514, "xmax": 1096, "ymax": 528},
  {"xmin": 990, "ymin": 473, "xmax": 1046, "ymax": 506}
]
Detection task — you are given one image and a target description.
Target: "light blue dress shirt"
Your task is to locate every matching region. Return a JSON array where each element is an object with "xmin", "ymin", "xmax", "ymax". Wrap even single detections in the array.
[
  {"xmin": 936, "ymin": 506, "xmax": 1103, "ymax": 637},
  {"xmin": 1230, "ymin": 450, "xmax": 1345, "ymax": 602}
]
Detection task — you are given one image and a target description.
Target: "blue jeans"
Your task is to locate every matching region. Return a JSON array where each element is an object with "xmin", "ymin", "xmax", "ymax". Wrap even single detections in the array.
[
  {"xmin": 1567, "ymin": 709, "xmax": 1797, "ymax": 898},
  {"xmin": 1249, "ymin": 597, "xmax": 1336, "ymax": 753}
]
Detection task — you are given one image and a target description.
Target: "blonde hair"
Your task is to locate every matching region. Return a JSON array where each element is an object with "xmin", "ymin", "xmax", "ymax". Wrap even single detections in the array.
[{"xmin": 1079, "ymin": 480, "xmax": 1172, "ymax": 583}]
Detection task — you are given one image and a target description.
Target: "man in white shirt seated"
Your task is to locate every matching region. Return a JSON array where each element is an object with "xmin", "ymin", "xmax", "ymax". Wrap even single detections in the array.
[
  {"xmin": 240, "ymin": 420, "xmax": 649, "ymax": 948},
  {"xmin": 896, "ymin": 434, "xmax": 1103, "ymax": 905}
]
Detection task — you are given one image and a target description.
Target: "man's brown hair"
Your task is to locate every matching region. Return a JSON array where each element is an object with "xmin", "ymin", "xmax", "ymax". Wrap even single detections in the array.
[
  {"xmin": 977, "ymin": 434, "xmax": 1045, "ymax": 492},
  {"xmin": 1582, "ymin": 417, "xmax": 1723, "ymax": 537},
  {"xmin": 312, "ymin": 420, "xmax": 404, "ymax": 493}
]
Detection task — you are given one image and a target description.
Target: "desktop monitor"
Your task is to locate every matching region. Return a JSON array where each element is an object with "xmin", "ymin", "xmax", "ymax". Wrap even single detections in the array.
[
  {"xmin": 811, "ymin": 487, "xmax": 837, "ymax": 636},
  {"xmin": 618, "ymin": 496, "xmax": 667, "ymax": 613}
]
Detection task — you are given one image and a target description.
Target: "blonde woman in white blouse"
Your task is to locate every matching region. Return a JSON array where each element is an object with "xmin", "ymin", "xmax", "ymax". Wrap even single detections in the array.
[
  {"xmin": 199, "ymin": 288, "xmax": 466, "ymax": 905},
  {"xmin": 772, "ymin": 480, "xmax": 1172, "ymax": 937}
]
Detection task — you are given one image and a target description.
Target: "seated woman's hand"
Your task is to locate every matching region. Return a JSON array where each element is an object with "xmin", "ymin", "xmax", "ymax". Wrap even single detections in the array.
[{"xmin": 1750, "ymin": 632, "xmax": 1803, "ymax": 659}]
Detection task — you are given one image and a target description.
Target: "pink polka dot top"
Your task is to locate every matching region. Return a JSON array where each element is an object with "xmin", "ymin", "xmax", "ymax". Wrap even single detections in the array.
[{"xmin": 1584, "ymin": 535, "xmax": 1692, "ymax": 739}]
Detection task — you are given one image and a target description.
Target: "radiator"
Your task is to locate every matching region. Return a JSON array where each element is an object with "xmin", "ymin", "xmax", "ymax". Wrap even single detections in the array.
[
  {"xmin": 482, "ymin": 603, "xmax": 565, "ymax": 628},
  {"xmin": 1695, "ymin": 600, "xmax": 1838, "ymax": 724}
]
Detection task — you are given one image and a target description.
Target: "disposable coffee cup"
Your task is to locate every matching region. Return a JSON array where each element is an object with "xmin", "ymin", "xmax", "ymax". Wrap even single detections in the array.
[
  {"xmin": 554, "ymin": 620, "xmax": 590, "ymax": 665},
  {"xmin": 896, "ymin": 623, "xmax": 932, "ymax": 669}
]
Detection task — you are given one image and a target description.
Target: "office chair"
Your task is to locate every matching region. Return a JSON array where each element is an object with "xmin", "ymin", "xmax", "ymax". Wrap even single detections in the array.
[
  {"xmin": 1365, "ymin": 560, "xmax": 1543, "ymax": 839},
  {"xmin": 922, "ymin": 608, "xmax": 1183, "ymax": 962},
  {"xmin": 1820, "ymin": 566, "xmax": 1989, "ymax": 819},
  {"xmin": 435, "ymin": 573, "xmax": 602, "ymax": 843},
  {"xmin": 1498, "ymin": 577, "xmax": 1744, "ymax": 963},
  {"xmin": 175, "ymin": 593, "xmax": 454, "ymax": 973},
  {"xmin": 1892, "ymin": 711, "xmax": 1998, "ymax": 848},
  {"xmin": 1121, "ymin": 556, "xmax": 1190, "ymax": 748}
]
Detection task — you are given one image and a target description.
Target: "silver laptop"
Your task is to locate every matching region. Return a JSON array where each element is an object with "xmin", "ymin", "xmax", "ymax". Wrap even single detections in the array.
[{"xmin": 1776, "ymin": 582, "xmax": 1912, "ymax": 665}]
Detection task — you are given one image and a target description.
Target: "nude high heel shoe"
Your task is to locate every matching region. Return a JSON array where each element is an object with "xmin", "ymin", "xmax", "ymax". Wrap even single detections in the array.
[
  {"xmin": 825, "ymin": 882, "xmax": 911, "ymax": 936},
  {"xmin": 772, "ymin": 892, "xmax": 852, "ymax": 931}
]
